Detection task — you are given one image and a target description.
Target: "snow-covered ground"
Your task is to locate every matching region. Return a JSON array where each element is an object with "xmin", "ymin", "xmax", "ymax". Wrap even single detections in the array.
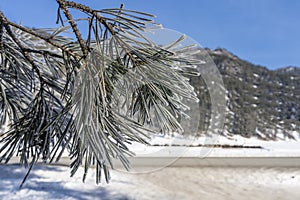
[
  {"xmin": 1, "ymin": 133, "xmax": 300, "ymax": 199},
  {"xmin": 129, "ymin": 133, "xmax": 300, "ymax": 157},
  {"xmin": 1, "ymin": 164, "xmax": 300, "ymax": 200}
]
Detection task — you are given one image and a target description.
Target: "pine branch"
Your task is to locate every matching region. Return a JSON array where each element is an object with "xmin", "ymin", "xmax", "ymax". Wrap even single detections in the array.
[
  {"xmin": 62, "ymin": 0, "xmax": 116, "ymax": 35},
  {"xmin": 0, "ymin": 16, "xmax": 80, "ymax": 58},
  {"xmin": 57, "ymin": 0, "xmax": 89, "ymax": 57},
  {"xmin": 0, "ymin": 0, "xmax": 200, "ymax": 188},
  {"xmin": 23, "ymin": 48, "xmax": 64, "ymax": 59},
  {"xmin": 0, "ymin": 11, "xmax": 45, "ymax": 87},
  {"xmin": 0, "ymin": 20, "xmax": 3, "ymax": 52}
]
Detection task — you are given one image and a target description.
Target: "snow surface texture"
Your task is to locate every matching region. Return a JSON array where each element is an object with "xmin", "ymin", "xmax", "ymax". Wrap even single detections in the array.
[
  {"xmin": 0, "ymin": 164, "xmax": 300, "ymax": 200},
  {"xmin": 1, "ymin": 133, "xmax": 300, "ymax": 199}
]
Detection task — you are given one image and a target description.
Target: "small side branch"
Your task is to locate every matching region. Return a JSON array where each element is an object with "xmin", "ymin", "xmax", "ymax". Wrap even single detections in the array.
[
  {"xmin": 63, "ymin": 0, "xmax": 116, "ymax": 35},
  {"xmin": 57, "ymin": 0, "xmax": 89, "ymax": 57},
  {"xmin": 0, "ymin": 17, "xmax": 79, "ymax": 58},
  {"xmin": 23, "ymin": 48, "xmax": 64, "ymax": 59},
  {"xmin": 0, "ymin": 11, "xmax": 44, "ymax": 87},
  {"xmin": 0, "ymin": 20, "xmax": 3, "ymax": 51}
]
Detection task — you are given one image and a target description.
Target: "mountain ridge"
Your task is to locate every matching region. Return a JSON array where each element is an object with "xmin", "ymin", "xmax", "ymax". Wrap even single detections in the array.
[{"xmin": 190, "ymin": 48, "xmax": 300, "ymax": 140}]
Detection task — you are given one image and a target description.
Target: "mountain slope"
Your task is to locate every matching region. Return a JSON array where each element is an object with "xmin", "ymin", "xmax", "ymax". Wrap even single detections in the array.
[{"xmin": 191, "ymin": 48, "xmax": 300, "ymax": 140}]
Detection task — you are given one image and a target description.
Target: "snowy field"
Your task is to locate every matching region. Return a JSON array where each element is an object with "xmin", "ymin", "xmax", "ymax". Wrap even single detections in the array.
[
  {"xmin": 0, "ymin": 164, "xmax": 300, "ymax": 200},
  {"xmin": 129, "ymin": 134, "xmax": 300, "ymax": 157},
  {"xmin": 1, "ymin": 134, "xmax": 300, "ymax": 199}
]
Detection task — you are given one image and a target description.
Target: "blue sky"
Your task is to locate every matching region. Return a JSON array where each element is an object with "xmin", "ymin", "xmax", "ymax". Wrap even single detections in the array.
[{"xmin": 1, "ymin": 0, "xmax": 299, "ymax": 69}]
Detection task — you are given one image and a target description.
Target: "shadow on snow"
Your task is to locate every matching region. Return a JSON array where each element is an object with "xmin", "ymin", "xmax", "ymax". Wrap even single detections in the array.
[{"xmin": 0, "ymin": 164, "xmax": 130, "ymax": 200}]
